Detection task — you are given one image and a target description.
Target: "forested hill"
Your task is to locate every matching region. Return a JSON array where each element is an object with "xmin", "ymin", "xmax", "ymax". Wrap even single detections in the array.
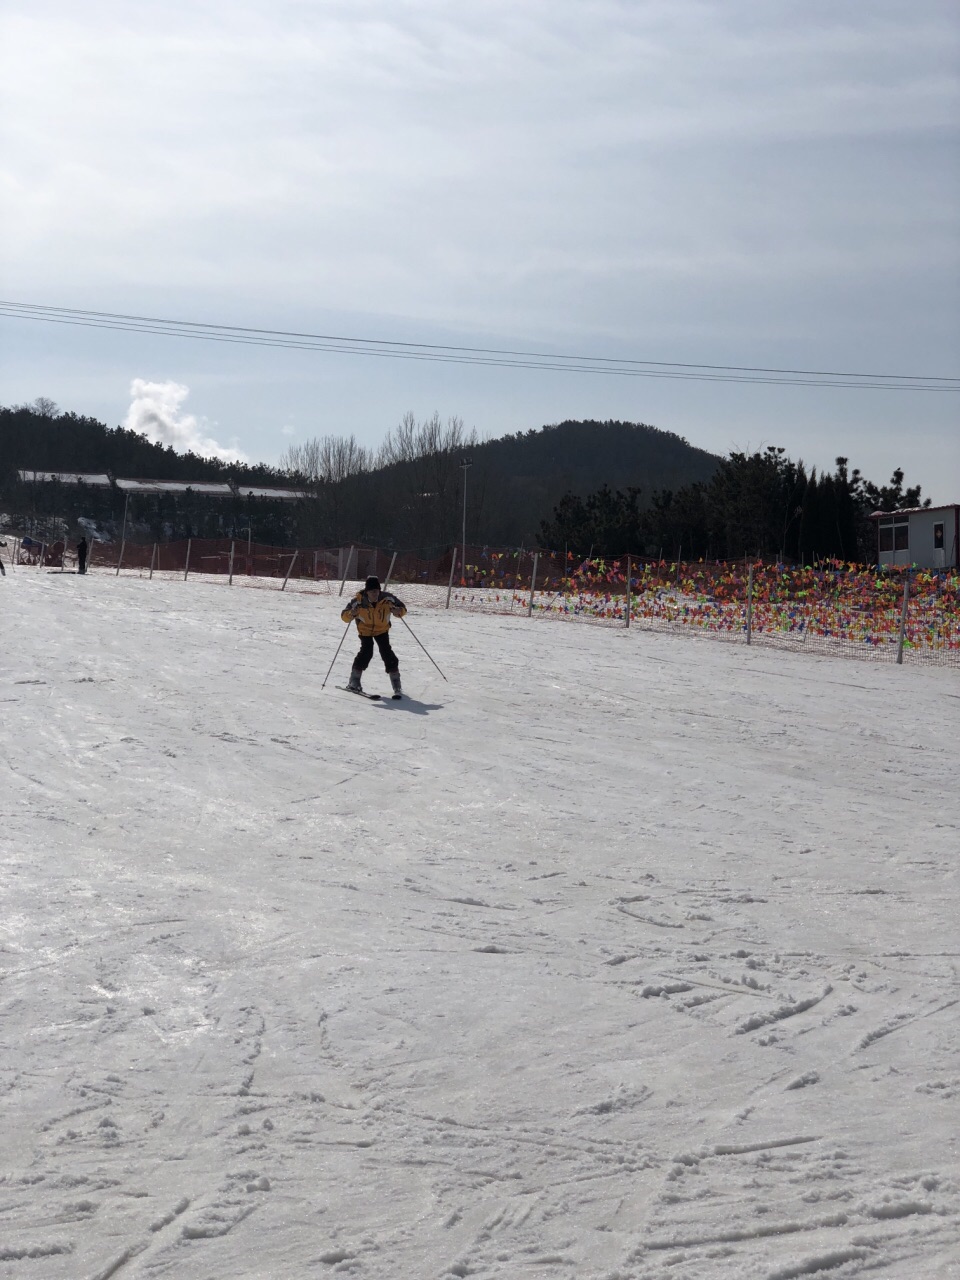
[
  {"xmin": 2, "ymin": 405, "xmax": 720, "ymax": 548},
  {"xmin": 475, "ymin": 419, "xmax": 718, "ymax": 503},
  {"xmin": 0, "ymin": 402, "xmax": 299, "ymax": 545},
  {"xmin": 276, "ymin": 416, "xmax": 721, "ymax": 548},
  {"xmin": 0, "ymin": 403, "xmax": 284, "ymax": 486},
  {"xmin": 457, "ymin": 419, "xmax": 719, "ymax": 544},
  {"xmin": 1, "ymin": 406, "xmax": 715, "ymax": 499}
]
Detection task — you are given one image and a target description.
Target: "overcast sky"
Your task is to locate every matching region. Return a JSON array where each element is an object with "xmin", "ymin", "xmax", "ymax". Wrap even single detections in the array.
[{"xmin": 1, "ymin": 0, "xmax": 958, "ymax": 498}]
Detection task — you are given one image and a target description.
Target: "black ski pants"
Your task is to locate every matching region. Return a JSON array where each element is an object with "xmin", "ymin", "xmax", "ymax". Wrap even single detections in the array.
[{"xmin": 353, "ymin": 631, "xmax": 399, "ymax": 674}]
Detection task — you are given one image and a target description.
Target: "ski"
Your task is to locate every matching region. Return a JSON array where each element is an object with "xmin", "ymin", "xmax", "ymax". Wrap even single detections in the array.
[{"xmin": 338, "ymin": 686, "xmax": 381, "ymax": 700}]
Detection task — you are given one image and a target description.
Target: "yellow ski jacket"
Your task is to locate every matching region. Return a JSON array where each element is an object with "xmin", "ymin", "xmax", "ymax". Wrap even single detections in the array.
[{"xmin": 341, "ymin": 590, "xmax": 407, "ymax": 637}]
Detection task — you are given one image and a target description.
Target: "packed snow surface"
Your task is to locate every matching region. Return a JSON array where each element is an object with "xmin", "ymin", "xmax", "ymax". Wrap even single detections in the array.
[{"xmin": 1, "ymin": 570, "xmax": 958, "ymax": 1279}]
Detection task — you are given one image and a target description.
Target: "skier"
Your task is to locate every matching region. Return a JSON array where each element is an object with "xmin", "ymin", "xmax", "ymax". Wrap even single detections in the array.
[
  {"xmin": 76, "ymin": 536, "xmax": 88, "ymax": 575},
  {"xmin": 341, "ymin": 576, "xmax": 407, "ymax": 697}
]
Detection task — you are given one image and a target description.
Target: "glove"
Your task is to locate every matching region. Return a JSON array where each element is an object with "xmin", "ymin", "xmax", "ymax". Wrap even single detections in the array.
[{"xmin": 348, "ymin": 598, "xmax": 361, "ymax": 615}]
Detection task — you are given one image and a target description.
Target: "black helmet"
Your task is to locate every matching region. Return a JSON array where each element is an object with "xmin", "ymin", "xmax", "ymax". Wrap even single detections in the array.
[{"xmin": 364, "ymin": 575, "xmax": 381, "ymax": 591}]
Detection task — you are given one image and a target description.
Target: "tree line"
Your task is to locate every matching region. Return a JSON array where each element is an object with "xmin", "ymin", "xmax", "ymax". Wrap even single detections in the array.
[
  {"xmin": 1, "ymin": 400, "xmax": 929, "ymax": 563},
  {"xmin": 0, "ymin": 400, "xmax": 303, "ymax": 544},
  {"xmin": 2, "ymin": 403, "xmax": 719, "ymax": 550},
  {"xmin": 539, "ymin": 446, "xmax": 929, "ymax": 563}
]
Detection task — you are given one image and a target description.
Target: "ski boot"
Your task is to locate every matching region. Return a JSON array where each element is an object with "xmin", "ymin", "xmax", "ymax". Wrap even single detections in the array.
[
  {"xmin": 347, "ymin": 666, "xmax": 364, "ymax": 694},
  {"xmin": 390, "ymin": 670, "xmax": 403, "ymax": 700}
]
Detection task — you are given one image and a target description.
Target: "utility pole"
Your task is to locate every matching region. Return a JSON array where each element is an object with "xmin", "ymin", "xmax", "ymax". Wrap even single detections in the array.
[{"xmin": 460, "ymin": 457, "xmax": 472, "ymax": 582}]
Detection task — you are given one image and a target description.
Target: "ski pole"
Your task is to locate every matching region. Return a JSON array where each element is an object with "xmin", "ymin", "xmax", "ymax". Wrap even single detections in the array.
[
  {"xmin": 321, "ymin": 620, "xmax": 352, "ymax": 690},
  {"xmin": 399, "ymin": 615, "xmax": 448, "ymax": 682}
]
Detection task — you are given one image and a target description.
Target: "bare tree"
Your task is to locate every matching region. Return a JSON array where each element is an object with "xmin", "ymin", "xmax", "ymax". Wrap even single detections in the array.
[
  {"xmin": 377, "ymin": 412, "xmax": 478, "ymax": 547},
  {"xmin": 280, "ymin": 434, "xmax": 374, "ymax": 544},
  {"xmin": 279, "ymin": 416, "xmax": 479, "ymax": 548},
  {"xmin": 7, "ymin": 396, "xmax": 59, "ymax": 416},
  {"xmin": 280, "ymin": 434, "xmax": 372, "ymax": 484},
  {"xmin": 376, "ymin": 411, "xmax": 419, "ymax": 468}
]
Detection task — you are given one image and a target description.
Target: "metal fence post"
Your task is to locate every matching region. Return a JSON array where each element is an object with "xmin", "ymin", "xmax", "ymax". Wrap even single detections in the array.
[
  {"xmin": 149, "ymin": 542, "xmax": 158, "ymax": 580},
  {"xmin": 746, "ymin": 563, "xmax": 754, "ymax": 645},
  {"xmin": 384, "ymin": 551, "xmax": 398, "ymax": 590},
  {"xmin": 183, "ymin": 538, "xmax": 192, "ymax": 581},
  {"xmin": 281, "ymin": 550, "xmax": 298, "ymax": 590},
  {"xmin": 896, "ymin": 572, "xmax": 910, "ymax": 665},
  {"xmin": 512, "ymin": 546, "xmax": 525, "ymax": 598},
  {"xmin": 228, "ymin": 540, "xmax": 235, "ymax": 585},
  {"xmin": 527, "ymin": 552, "xmax": 539, "ymax": 617},
  {"xmin": 338, "ymin": 545, "xmax": 354, "ymax": 596},
  {"xmin": 445, "ymin": 550, "xmax": 458, "ymax": 609},
  {"xmin": 625, "ymin": 555, "xmax": 631, "ymax": 628}
]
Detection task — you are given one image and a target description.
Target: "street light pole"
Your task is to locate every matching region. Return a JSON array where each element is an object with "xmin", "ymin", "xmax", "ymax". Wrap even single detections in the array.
[{"xmin": 460, "ymin": 457, "xmax": 472, "ymax": 582}]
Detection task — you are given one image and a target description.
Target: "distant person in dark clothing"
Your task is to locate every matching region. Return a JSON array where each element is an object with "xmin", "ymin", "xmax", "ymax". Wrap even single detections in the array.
[{"xmin": 76, "ymin": 537, "xmax": 88, "ymax": 574}]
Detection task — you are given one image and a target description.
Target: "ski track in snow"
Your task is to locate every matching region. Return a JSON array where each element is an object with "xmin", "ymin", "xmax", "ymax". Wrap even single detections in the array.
[{"xmin": 0, "ymin": 570, "xmax": 958, "ymax": 1278}]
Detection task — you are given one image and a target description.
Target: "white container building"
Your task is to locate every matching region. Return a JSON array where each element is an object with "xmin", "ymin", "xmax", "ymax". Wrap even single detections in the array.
[{"xmin": 869, "ymin": 504, "xmax": 960, "ymax": 569}]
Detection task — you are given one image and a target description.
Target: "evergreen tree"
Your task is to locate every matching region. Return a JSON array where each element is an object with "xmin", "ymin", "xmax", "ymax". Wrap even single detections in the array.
[
  {"xmin": 832, "ymin": 458, "xmax": 860, "ymax": 561},
  {"xmin": 538, "ymin": 447, "xmax": 932, "ymax": 565}
]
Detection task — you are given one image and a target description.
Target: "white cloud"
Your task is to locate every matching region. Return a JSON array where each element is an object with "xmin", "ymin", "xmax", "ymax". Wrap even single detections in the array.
[{"xmin": 123, "ymin": 379, "xmax": 247, "ymax": 461}]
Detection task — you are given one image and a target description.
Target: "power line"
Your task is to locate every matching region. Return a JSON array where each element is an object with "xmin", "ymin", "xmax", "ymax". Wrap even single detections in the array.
[{"xmin": 1, "ymin": 299, "xmax": 957, "ymax": 392}]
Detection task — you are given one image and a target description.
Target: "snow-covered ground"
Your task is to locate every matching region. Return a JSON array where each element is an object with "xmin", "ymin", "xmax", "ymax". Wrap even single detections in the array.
[{"xmin": 2, "ymin": 569, "xmax": 958, "ymax": 1280}]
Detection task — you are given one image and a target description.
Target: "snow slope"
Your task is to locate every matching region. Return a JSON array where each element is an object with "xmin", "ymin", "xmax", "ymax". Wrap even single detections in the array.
[{"xmin": 1, "ymin": 570, "xmax": 958, "ymax": 1279}]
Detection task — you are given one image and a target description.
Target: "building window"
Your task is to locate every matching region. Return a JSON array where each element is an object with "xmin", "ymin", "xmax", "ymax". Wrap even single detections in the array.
[
  {"xmin": 878, "ymin": 518, "xmax": 909, "ymax": 553},
  {"xmin": 934, "ymin": 522, "xmax": 944, "ymax": 550}
]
